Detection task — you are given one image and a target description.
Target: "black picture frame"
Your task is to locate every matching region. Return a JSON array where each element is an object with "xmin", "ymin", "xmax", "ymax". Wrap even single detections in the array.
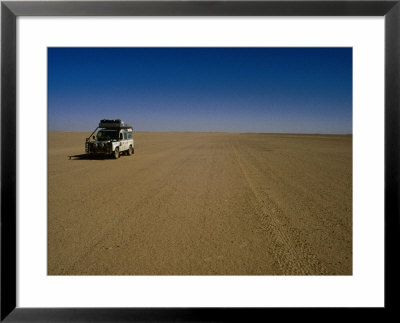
[{"xmin": 1, "ymin": 0, "xmax": 399, "ymax": 321}]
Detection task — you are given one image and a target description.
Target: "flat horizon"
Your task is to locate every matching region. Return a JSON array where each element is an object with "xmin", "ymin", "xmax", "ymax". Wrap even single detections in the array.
[{"xmin": 48, "ymin": 130, "xmax": 352, "ymax": 135}]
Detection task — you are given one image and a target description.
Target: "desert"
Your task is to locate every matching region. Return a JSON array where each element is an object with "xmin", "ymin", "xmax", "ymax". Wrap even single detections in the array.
[{"xmin": 48, "ymin": 131, "xmax": 352, "ymax": 275}]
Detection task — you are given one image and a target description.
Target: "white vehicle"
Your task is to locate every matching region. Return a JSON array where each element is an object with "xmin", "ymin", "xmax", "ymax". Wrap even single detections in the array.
[{"xmin": 85, "ymin": 119, "xmax": 134, "ymax": 159}]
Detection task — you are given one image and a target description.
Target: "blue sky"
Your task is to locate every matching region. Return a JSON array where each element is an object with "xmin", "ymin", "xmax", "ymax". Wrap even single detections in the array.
[{"xmin": 48, "ymin": 48, "xmax": 352, "ymax": 133}]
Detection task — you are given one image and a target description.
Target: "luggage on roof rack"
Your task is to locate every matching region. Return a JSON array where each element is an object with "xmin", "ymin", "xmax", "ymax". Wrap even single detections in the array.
[{"xmin": 99, "ymin": 119, "xmax": 132, "ymax": 129}]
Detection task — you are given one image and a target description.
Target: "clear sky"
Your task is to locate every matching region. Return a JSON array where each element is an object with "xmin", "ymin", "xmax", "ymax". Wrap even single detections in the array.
[{"xmin": 48, "ymin": 48, "xmax": 352, "ymax": 133}]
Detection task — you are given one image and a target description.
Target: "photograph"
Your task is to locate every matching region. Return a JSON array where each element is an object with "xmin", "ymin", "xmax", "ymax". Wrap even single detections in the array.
[{"xmin": 48, "ymin": 47, "xmax": 352, "ymax": 276}]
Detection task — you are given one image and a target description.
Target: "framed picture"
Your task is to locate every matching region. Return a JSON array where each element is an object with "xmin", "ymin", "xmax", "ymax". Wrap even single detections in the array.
[{"xmin": 1, "ymin": 0, "xmax": 398, "ymax": 321}]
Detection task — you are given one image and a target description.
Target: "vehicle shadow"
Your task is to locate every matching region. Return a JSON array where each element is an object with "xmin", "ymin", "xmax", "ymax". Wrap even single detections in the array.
[{"xmin": 68, "ymin": 154, "xmax": 113, "ymax": 160}]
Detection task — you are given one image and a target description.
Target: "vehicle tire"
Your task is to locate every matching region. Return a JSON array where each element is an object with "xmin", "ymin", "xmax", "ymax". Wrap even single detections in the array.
[
  {"xmin": 113, "ymin": 147, "xmax": 120, "ymax": 159},
  {"xmin": 128, "ymin": 145, "xmax": 133, "ymax": 156}
]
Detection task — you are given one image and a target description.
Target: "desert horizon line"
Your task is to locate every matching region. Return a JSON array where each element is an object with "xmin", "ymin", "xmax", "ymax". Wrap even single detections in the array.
[{"xmin": 48, "ymin": 130, "xmax": 352, "ymax": 135}]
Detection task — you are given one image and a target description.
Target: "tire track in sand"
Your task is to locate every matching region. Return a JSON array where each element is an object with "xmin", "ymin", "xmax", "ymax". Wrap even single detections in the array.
[{"xmin": 231, "ymin": 142, "xmax": 328, "ymax": 275}]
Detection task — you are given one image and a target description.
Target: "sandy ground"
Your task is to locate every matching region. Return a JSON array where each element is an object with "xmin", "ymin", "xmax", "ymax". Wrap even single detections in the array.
[{"xmin": 48, "ymin": 132, "xmax": 352, "ymax": 275}]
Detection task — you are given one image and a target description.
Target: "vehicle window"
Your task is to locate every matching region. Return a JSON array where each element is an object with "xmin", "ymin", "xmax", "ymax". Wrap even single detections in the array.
[
  {"xmin": 123, "ymin": 132, "xmax": 127, "ymax": 140},
  {"xmin": 97, "ymin": 130, "xmax": 118, "ymax": 141},
  {"xmin": 128, "ymin": 132, "xmax": 132, "ymax": 139},
  {"xmin": 119, "ymin": 132, "xmax": 123, "ymax": 140}
]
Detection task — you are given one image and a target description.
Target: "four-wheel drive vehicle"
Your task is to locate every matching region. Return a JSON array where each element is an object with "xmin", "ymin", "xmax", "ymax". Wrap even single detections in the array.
[{"xmin": 85, "ymin": 119, "xmax": 134, "ymax": 159}]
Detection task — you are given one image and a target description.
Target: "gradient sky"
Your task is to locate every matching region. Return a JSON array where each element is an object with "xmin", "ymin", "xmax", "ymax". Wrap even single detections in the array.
[{"xmin": 48, "ymin": 48, "xmax": 352, "ymax": 133}]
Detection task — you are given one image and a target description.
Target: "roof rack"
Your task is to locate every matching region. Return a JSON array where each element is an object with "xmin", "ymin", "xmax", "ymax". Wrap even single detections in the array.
[{"xmin": 99, "ymin": 119, "xmax": 132, "ymax": 129}]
